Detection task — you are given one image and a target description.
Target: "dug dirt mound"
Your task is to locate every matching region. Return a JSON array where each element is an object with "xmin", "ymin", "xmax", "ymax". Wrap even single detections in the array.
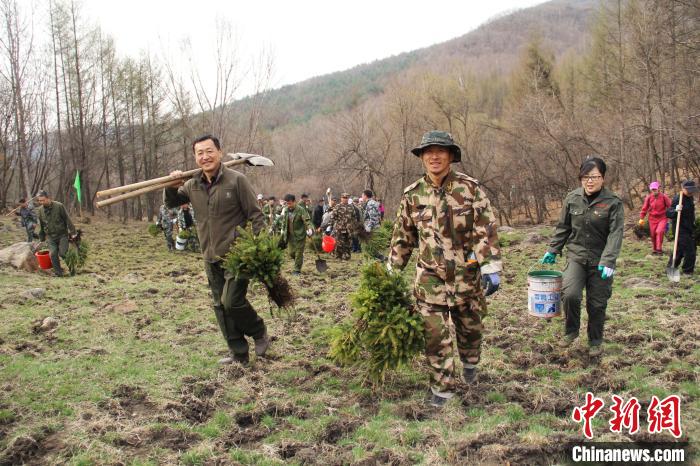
[
  {"xmin": 99, "ymin": 384, "xmax": 154, "ymax": 419},
  {"xmin": 0, "ymin": 430, "xmax": 64, "ymax": 466}
]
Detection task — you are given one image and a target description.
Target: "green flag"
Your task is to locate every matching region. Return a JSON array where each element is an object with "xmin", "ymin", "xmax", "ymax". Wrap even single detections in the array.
[{"xmin": 73, "ymin": 170, "xmax": 82, "ymax": 204}]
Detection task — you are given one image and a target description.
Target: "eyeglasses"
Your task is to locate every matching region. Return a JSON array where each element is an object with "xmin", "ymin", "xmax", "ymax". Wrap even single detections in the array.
[{"xmin": 582, "ymin": 175, "xmax": 603, "ymax": 182}]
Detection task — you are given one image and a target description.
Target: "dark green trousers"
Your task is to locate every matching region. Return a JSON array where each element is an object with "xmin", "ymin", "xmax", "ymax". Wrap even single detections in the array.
[
  {"xmin": 204, "ymin": 261, "xmax": 266, "ymax": 355},
  {"xmin": 288, "ymin": 236, "xmax": 306, "ymax": 272},
  {"xmin": 47, "ymin": 235, "xmax": 69, "ymax": 276},
  {"xmin": 562, "ymin": 260, "xmax": 613, "ymax": 346}
]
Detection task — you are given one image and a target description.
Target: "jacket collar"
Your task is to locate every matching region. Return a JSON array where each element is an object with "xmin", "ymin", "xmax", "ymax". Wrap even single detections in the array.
[
  {"xmin": 572, "ymin": 187, "xmax": 615, "ymax": 202},
  {"xmin": 423, "ymin": 170, "xmax": 458, "ymax": 192},
  {"xmin": 199, "ymin": 163, "xmax": 225, "ymax": 186}
]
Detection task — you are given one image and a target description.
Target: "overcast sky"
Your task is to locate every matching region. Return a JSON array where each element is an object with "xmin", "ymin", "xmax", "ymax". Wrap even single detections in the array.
[{"xmin": 82, "ymin": 0, "xmax": 546, "ymax": 95}]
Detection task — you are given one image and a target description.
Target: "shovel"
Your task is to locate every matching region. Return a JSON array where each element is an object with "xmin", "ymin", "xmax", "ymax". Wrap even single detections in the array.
[
  {"xmin": 309, "ymin": 234, "xmax": 328, "ymax": 273},
  {"xmin": 666, "ymin": 191, "xmax": 683, "ymax": 283}
]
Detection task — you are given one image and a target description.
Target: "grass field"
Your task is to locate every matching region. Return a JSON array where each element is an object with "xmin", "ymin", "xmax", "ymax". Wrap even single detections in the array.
[{"xmin": 0, "ymin": 217, "xmax": 697, "ymax": 465}]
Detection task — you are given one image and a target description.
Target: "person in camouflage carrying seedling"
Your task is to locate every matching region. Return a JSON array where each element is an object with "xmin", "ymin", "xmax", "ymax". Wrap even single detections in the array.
[
  {"xmin": 388, "ymin": 130, "xmax": 502, "ymax": 408},
  {"xmin": 277, "ymin": 193, "xmax": 314, "ymax": 275},
  {"xmin": 157, "ymin": 203, "xmax": 178, "ymax": 251},
  {"xmin": 332, "ymin": 193, "xmax": 357, "ymax": 260}
]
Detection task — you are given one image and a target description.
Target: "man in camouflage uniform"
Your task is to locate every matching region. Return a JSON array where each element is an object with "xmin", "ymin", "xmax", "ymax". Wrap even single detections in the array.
[
  {"xmin": 157, "ymin": 203, "xmax": 178, "ymax": 251},
  {"xmin": 277, "ymin": 194, "xmax": 314, "ymax": 274},
  {"xmin": 262, "ymin": 197, "xmax": 276, "ymax": 230},
  {"xmin": 177, "ymin": 203, "xmax": 199, "ymax": 252},
  {"xmin": 36, "ymin": 190, "xmax": 77, "ymax": 277},
  {"xmin": 15, "ymin": 198, "xmax": 38, "ymax": 242},
  {"xmin": 388, "ymin": 131, "xmax": 502, "ymax": 407},
  {"xmin": 331, "ymin": 193, "xmax": 356, "ymax": 260},
  {"xmin": 360, "ymin": 189, "xmax": 381, "ymax": 233}
]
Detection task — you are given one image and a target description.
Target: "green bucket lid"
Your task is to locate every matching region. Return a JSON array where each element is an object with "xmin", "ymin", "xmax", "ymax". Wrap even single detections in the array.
[{"xmin": 528, "ymin": 270, "xmax": 562, "ymax": 278}]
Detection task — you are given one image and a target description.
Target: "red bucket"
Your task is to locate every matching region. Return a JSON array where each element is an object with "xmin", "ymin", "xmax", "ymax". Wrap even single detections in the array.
[
  {"xmin": 321, "ymin": 235, "xmax": 336, "ymax": 253},
  {"xmin": 35, "ymin": 250, "xmax": 53, "ymax": 270}
]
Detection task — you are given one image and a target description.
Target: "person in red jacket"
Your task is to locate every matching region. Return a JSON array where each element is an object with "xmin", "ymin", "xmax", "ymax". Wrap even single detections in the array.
[{"xmin": 639, "ymin": 181, "xmax": 671, "ymax": 255}]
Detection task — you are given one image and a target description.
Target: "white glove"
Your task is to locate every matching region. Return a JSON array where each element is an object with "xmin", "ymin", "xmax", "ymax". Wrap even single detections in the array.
[
  {"xmin": 675, "ymin": 204, "xmax": 682, "ymax": 212},
  {"xmin": 385, "ymin": 262, "xmax": 393, "ymax": 272},
  {"xmin": 364, "ymin": 225, "xmax": 371, "ymax": 233},
  {"xmin": 326, "ymin": 188, "xmax": 331, "ymax": 194},
  {"xmin": 306, "ymin": 228, "xmax": 314, "ymax": 237}
]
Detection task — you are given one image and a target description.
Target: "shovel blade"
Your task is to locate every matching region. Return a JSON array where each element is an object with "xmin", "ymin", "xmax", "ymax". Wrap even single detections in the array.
[
  {"xmin": 666, "ymin": 266, "xmax": 680, "ymax": 283},
  {"xmin": 315, "ymin": 258, "xmax": 328, "ymax": 273}
]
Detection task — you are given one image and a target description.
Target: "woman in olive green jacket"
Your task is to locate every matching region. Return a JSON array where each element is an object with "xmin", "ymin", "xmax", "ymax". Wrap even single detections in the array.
[{"xmin": 541, "ymin": 157, "xmax": 624, "ymax": 357}]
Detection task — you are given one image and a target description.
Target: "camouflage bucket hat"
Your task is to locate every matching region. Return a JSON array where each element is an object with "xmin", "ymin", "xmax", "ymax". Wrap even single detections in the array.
[{"xmin": 411, "ymin": 130, "xmax": 462, "ymax": 162}]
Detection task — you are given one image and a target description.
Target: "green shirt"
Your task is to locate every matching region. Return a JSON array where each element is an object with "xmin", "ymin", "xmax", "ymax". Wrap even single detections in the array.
[
  {"xmin": 277, "ymin": 205, "xmax": 312, "ymax": 242},
  {"xmin": 548, "ymin": 187, "xmax": 624, "ymax": 268},
  {"xmin": 37, "ymin": 201, "xmax": 76, "ymax": 241}
]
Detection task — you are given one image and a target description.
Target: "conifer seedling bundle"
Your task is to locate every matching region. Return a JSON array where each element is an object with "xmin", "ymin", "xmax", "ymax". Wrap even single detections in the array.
[
  {"xmin": 329, "ymin": 262, "xmax": 425, "ymax": 383},
  {"xmin": 223, "ymin": 225, "xmax": 295, "ymax": 309},
  {"xmin": 147, "ymin": 223, "xmax": 160, "ymax": 237},
  {"xmin": 64, "ymin": 240, "xmax": 89, "ymax": 276},
  {"xmin": 360, "ymin": 220, "xmax": 394, "ymax": 259}
]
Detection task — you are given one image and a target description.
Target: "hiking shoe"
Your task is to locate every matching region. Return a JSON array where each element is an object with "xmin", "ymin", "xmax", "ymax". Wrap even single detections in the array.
[
  {"xmin": 254, "ymin": 331, "xmax": 271, "ymax": 357},
  {"xmin": 427, "ymin": 392, "xmax": 451, "ymax": 408},
  {"xmin": 463, "ymin": 366, "xmax": 477, "ymax": 383},
  {"xmin": 219, "ymin": 352, "xmax": 249, "ymax": 365},
  {"xmin": 559, "ymin": 333, "xmax": 578, "ymax": 348},
  {"xmin": 588, "ymin": 345, "xmax": 603, "ymax": 357}
]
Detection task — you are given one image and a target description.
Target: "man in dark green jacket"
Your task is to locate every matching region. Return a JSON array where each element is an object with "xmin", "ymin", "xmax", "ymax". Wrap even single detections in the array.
[
  {"xmin": 277, "ymin": 193, "xmax": 313, "ymax": 275},
  {"xmin": 542, "ymin": 157, "xmax": 624, "ymax": 356},
  {"xmin": 36, "ymin": 190, "xmax": 76, "ymax": 277},
  {"xmin": 165, "ymin": 134, "xmax": 269, "ymax": 365}
]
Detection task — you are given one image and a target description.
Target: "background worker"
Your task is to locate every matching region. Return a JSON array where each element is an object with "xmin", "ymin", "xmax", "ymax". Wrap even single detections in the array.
[
  {"xmin": 157, "ymin": 203, "xmax": 178, "ymax": 251},
  {"xmin": 36, "ymin": 190, "xmax": 76, "ymax": 277},
  {"xmin": 15, "ymin": 198, "xmax": 38, "ymax": 242},
  {"xmin": 639, "ymin": 181, "xmax": 671, "ymax": 255},
  {"xmin": 666, "ymin": 180, "xmax": 698, "ymax": 275},
  {"xmin": 277, "ymin": 193, "xmax": 314, "ymax": 275}
]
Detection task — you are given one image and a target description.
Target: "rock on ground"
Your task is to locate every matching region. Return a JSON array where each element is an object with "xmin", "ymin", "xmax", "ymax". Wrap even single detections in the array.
[
  {"xmin": 0, "ymin": 242, "xmax": 38, "ymax": 272},
  {"xmin": 21, "ymin": 288, "xmax": 46, "ymax": 300}
]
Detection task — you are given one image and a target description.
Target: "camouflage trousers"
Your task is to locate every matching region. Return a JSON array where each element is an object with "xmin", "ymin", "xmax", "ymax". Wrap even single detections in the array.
[
  {"xmin": 24, "ymin": 222, "xmax": 37, "ymax": 242},
  {"xmin": 417, "ymin": 299, "xmax": 485, "ymax": 393},
  {"xmin": 333, "ymin": 231, "xmax": 352, "ymax": 260},
  {"xmin": 162, "ymin": 222, "xmax": 174, "ymax": 250}
]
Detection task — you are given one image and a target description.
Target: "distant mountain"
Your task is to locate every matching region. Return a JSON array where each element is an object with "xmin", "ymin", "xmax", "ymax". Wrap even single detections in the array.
[{"xmin": 237, "ymin": 0, "xmax": 601, "ymax": 129}]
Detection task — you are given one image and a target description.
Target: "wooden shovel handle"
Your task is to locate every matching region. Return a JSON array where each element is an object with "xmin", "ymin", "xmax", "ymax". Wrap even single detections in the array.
[
  {"xmin": 95, "ymin": 179, "xmax": 183, "ymax": 208},
  {"xmin": 671, "ymin": 191, "xmax": 683, "ymax": 264},
  {"xmin": 95, "ymin": 158, "xmax": 246, "ymax": 198}
]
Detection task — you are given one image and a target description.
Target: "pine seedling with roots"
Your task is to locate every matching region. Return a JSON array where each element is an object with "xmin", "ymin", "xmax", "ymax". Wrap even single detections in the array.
[
  {"xmin": 64, "ymin": 240, "xmax": 89, "ymax": 276},
  {"xmin": 329, "ymin": 261, "xmax": 424, "ymax": 384},
  {"xmin": 223, "ymin": 224, "xmax": 295, "ymax": 309}
]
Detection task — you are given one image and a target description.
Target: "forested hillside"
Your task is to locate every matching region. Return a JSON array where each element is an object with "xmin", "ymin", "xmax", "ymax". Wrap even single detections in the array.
[{"xmin": 244, "ymin": 0, "xmax": 598, "ymax": 129}]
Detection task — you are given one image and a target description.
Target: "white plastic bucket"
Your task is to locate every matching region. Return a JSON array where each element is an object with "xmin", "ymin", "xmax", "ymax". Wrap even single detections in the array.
[
  {"xmin": 175, "ymin": 235, "xmax": 187, "ymax": 251},
  {"xmin": 527, "ymin": 270, "xmax": 562, "ymax": 318}
]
